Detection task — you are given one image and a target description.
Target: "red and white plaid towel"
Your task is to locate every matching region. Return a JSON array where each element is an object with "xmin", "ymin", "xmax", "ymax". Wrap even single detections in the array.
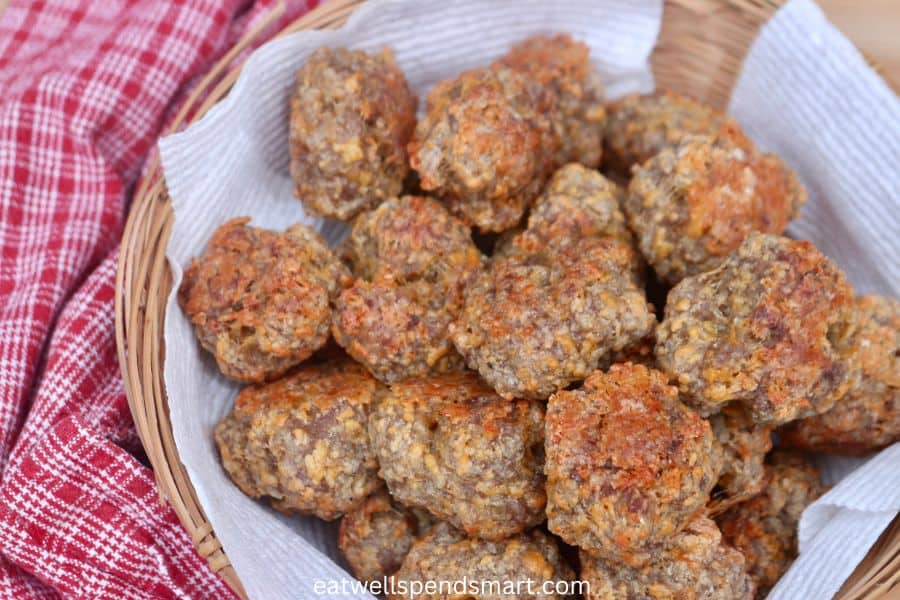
[{"xmin": 0, "ymin": 1, "xmax": 315, "ymax": 597}]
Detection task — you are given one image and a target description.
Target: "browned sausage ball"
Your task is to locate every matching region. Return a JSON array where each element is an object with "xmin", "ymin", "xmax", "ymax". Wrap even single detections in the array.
[
  {"xmin": 581, "ymin": 516, "xmax": 755, "ymax": 600},
  {"xmin": 717, "ymin": 451, "xmax": 827, "ymax": 596},
  {"xmin": 338, "ymin": 489, "xmax": 432, "ymax": 582},
  {"xmin": 289, "ymin": 47, "xmax": 417, "ymax": 220},
  {"xmin": 409, "ymin": 65, "xmax": 558, "ymax": 232},
  {"xmin": 494, "ymin": 163, "xmax": 633, "ymax": 259},
  {"xmin": 708, "ymin": 405, "xmax": 773, "ymax": 513},
  {"xmin": 498, "ymin": 34, "xmax": 606, "ymax": 168},
  {"xmin": 655, "ymin": 233, "xmax": 857, "ymax": 424},
  {"xmin": 368, "ymin": 372, "xmax": 546, "ymax": 541},
  {"xmin": 390, "ymin": 522, "xmax": 575, "ymax": 600},
  {"xmin": 451, "ymin": 237, "xmax": 655, "ymax": 399},
  {"xmin": 545, "ymin": 364, "xmax": 720, "ymax": 566},
  {"xmin": 624, "ymin": 135, "xmax": 806, "ymax": 284},
  {"xmin": 179, "ymin": 218, "xmax": 350, "ymax": 383},
  {"xmin": 603, "ymin": 90, "xmax": 747, "ymax": 174},
  {"xmin": 781, "ymin": 294, "xmax": 900, "ymax": 455},
  {"xmin": 333, "ymin": 196, "xmax": 482, "ymax": 383},
  {"xmin": 213, "ymin": 359, "xmax": 381, "ymax": 520}
]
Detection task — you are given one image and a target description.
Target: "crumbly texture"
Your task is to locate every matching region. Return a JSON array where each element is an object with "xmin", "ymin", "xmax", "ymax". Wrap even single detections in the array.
[
  {"xmin": 717, "ymin": 451, "xmax": 827, "ymax": 596},
  {"xmin": 368, "ymin": 372, "xmax": 546, "ymax": 541},
  {"xmin": 339, "ymin": 195, "xmax": 482, "ymax": 283},
  {"xmin": 498, "ymin": 34, "xmax": 606, "ymax": 168},
  {"xmin": 781, "ymin": 294, "xmax": 900, "ymax": 454},
  {"xmin": 214, "ymin": 359, "xmax": 382, "ymax": 520},
  {"xmin": 494, "ymin": 163, "xmax": 633, "ymax": 259},
  {"xmin": 545, "ymin": 364, "xmax": 720, "ymax": 565},
  {"xmin": 603, "ymin": 91, "xmax": 746, "ymax": 174},
  {"xmin": 708, "ymin": 405, "xmax": 773, "ymax": 513},
  {"xmin": 581, "ymin": 516, "xmax": 755, "ymax": 600},
  {"xmin": 599, "ymin": 329, "xmax": 658, "ymax": 370},
  {"xmin": 451, "ymin": 238, "xmax": 655, "ymax": 399},
  {"xmin": 289, "ymin": 47, "xmax": 417, "ymax": 220},
  {"xmin": 390, "ymin": 522, "xmax": 575, "ymax": 600},
  {"xmin": 625, "ymin": 136, "xmax": 806, "ymax": 284},
  {"xmin": 409, "ymin": 65, "xmax": 558, "ymax": 232},
  {"xmin": 333, "ymin": 196, "xmax": 482, "ymax": 383},
  {"xmin": 655, "ymin": 233, "xmax": 857, "ymax": 424},
  {"xmin": 338, "ymin": 489, "xmax": 425, "ymax": 582},
  {"xmin": 179, "ymin": 218, "xmax": 350, "ymax": 383}
]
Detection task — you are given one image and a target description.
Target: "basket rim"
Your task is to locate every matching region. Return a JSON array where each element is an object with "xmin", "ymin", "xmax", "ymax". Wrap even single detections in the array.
[{"xmin": 114, "ymin": 1, "xmax": 900, "ymax": 599}]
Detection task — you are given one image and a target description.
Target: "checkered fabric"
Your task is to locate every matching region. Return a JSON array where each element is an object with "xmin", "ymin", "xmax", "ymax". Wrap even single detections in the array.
[{"xmin": 0, "ymin": 1, "xmax": 315, "ymax": 597}]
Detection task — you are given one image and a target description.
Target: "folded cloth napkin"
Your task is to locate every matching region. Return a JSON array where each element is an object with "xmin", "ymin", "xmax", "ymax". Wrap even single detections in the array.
[{"xmin": 0, "ymin": 1, "xmax": 315, "ymax": 598}]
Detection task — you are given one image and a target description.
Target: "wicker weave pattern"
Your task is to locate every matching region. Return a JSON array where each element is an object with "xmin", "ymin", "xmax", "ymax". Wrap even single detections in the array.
[{"xmin": 114, "ymin": 1, "xmax": 899, "ymax": 597}]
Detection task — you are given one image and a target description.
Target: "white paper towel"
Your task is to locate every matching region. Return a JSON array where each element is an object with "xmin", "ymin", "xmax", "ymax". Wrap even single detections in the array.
[
  {"xmin": 728, "ymin": 1, "xmax": 900, "ymax": 597},
  {"xmin": 159, "ymin": 2, "xmax": 661, "ymax": 598},
  {"xmin": 729, "ymin": 0, "xmax": 900, "ymax": 297},
  {"xmin": 158, "ymin": 0, "xmax": 898, "ymax": 598}
]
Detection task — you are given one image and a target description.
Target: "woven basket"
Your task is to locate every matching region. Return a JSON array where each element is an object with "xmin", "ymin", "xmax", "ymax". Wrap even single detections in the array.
[{"xmin": 115, "ymin": 0, "xmax": 900, "ymax": 598}]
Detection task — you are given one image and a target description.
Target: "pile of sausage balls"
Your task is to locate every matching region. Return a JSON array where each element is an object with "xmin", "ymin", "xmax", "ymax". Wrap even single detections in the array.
[{"xmin": 179, "ymin": 34, "xmax": 899, "ymax": 599}]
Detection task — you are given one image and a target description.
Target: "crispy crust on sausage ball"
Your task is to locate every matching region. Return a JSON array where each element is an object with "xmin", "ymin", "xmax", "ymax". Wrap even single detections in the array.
[
  {"xmin": 498, "ymin": 34, "xmax": 606, "ymax": 168},
  {"xmin": 179, "ymin": 218, "xmax": 350, "ymax": 383},
  {"xmin": 213, "ymin": 359, "xmax": 381, "ymax": 520},
  {"xmin": 708, "ymin": 405, "xmax": 773, "ymax": 513},
  {"xmin": 546, "ymin": 364, "xmax": 720, "ymax": 566},
  {"xmin": 581, "ymin": 516, "xmax": 754, "ymax": 600},
  {"xmin": 333, "ymin": 196, "xmax": 482, "ymax": 383},
  {"xmin": 717, "ymin": 451, "xmax": 827, "ymax": 596},
  {"xmin": 655, "ymin": 233, "xmax": 857, "ymax": 424},
  {"xmin": 390, "ymin": 522, "xmax": 575, "ymax": 600},
  {"xmin": 495, "ymin": 163, "xmax": 633, "ymax": 259},
  {"xmin": 368, "ymin": 372, "xmax": 546, "ymax": 541},
  {"xmin": 339, "ymin": 195, "xmax": 482, "ymax": 284},
  {"xmin": 624, "ymin": 136, "xmax": 806, "ymax": 284},
  {"xmin": 781, "ymin": 295, "xmax": 900, "ymax": 455},
  {"xmin": 289, "ymin": 47, "xmax": 417, "ymax": 220},
  {"xmin": 603, "ymin": 91, "xmax": 746, "ymax": 174},
  {"xmin": 409, "ymin": 65, "xmax": 558, "ymax": 232},
  {"xmin": 338, "ymin": 489, "xmax": 429, "ymax": 582},
  {"xmin": 451, "ymin": 238, "xmax": 655, "ymax": 399}
]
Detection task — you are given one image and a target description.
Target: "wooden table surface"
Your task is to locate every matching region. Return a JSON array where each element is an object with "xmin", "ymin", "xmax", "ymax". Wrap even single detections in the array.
[
  {"xmin": 0, "ymin": 0, "xmax": 895, "ymax": 88},
  {"xmin": 819, "ymin": 0, "xmax": 900, "ymax": 91}
]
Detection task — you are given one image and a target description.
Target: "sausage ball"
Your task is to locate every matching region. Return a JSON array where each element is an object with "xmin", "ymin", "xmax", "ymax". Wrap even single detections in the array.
[
  {"xmin": 781, "ymin": 294, "xmax": 900, "ymax": 454},
  {"xmin": 409, "ymin": 65, "xmax": 558, "ymax": 232},
  {"xmin": 390, "ymin": 522, "xmax": 575, "ymax": 600},
  {"xmin": 338, "ymin": 489, "xmax": 432, "ymax": 582},
  {"xmin": 179, "ymin": 218, "xmax": 350, "ymax": 383},
  {"xmin": 581, "ymin": 516, "xmax": 754, "ymax": 600},
  {"xmin": 624, "ymin": 135, "xmax": 806, "ymax": 284},
  {"xmin": 545, "ymin": 364, "xmax": 720, "ymax": 566},
  {"xmin": 289, "ymin": 47, "xmax": 417, "ymax": 219},
  {"xmin": 708, "ymin": 405, "xmax": 773, "ymax": 513},
  {"xmin": 368, "ymin": 372, "xmax": 546, "ymax": 541},
  {"xmin": 498, "ymin": 34, "xmax": 606, "ymax": 168},
  {"xmin": 717, "ymin": 451, "xmax": 827, "ymax": 596},
  {"xmin": 494, "ymin": 163, "xmax": 633, "ymax": 259},
  {"xmin": 451, "ymin": 238, "xmax": 655, "ymax": 399},
  {"xmin": 214, "ymin": 359, "xmax": 381, "ymax": 520},
  {"xmin": 333, "ymin": 196, "xmax": 482, "ymax": 383},
  {"xmin": 603, "ymin": 90, "xmax": 746, "ymax": 174},
  {"xmin": 656, "ymin": 233, "xmax": 857, "ymax": 424}
]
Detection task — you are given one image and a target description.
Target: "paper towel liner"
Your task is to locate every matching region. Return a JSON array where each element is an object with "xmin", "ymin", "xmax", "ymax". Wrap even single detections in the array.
[
  {"xmin": 158, "ymin": 0, "xmax": 898, "ymax": 598},
  {"xmin": 728, "ymin": 1, "xmax": 899, "ymax": 598}
]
